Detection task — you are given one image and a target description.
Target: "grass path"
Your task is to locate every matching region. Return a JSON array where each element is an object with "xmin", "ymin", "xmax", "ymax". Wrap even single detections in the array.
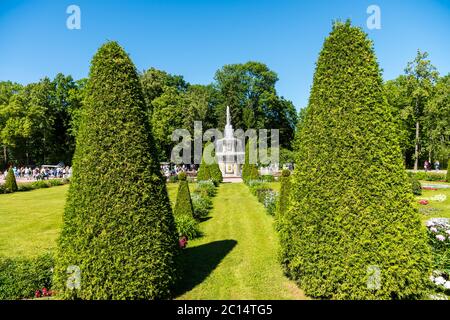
[{"xmin": 175, "ymin": 183, "xmax": 306, "ymax": 300}]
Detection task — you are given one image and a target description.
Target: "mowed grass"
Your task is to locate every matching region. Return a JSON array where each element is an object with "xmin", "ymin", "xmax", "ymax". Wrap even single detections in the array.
[
  {"xmin": 0, "ymin": 185, "xmax": 69, "ymax": 257},
  {"xmin": 0, "ymin": 183, "xmax": 182, "ymax": 258},
  {"xmin": 175, "ymin": 183, "xmax": 306, "ymax": 300}
]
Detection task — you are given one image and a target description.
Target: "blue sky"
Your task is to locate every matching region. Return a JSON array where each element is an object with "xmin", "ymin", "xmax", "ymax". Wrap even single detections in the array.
[{"xmin": 0, "ymin": 0, "xmax": 449, "ymax": 109}]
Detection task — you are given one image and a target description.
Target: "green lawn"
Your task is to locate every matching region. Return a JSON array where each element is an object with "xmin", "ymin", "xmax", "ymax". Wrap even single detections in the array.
[
  {"xmin": 175, "ymin": 183, "xmax": 306, "ymax": 300},
  {"xmin": 0, "ymin": 185, "xmax": 68, "ymax": 258}
]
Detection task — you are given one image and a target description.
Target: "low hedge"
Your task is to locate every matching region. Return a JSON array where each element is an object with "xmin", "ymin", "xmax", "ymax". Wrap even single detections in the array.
[
  {"xmin": 410, "ymin": 172, "xmax": 447, "ymax": 182},
  {"xmin": 0, "ymin": 253, "xmax": 54, "ymax": 300},
  {"xmin": 191, "ymin": 192, "xmax": 213, "ymax": 219},
  {"xmin": 1, "ymin": 179, "xmax": 69, "ymax": 194}
]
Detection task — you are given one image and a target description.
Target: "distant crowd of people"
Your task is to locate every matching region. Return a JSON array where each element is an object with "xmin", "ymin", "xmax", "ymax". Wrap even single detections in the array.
[
  {"xmin": 424, "ymin": 160, "xmax": 441, "ymax": 172},
  {"xmin": 1, "ymin": 166, "xmax": 72, "ymax": 181},
  {"xmin": 160, "ymin": 164, "xmax": 198, "ymax": 179}
]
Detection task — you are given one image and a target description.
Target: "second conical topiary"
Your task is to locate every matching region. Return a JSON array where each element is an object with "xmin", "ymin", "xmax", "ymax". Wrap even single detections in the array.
[
  {"xmin": 4, "ymin": 168, "xmax": 18, "ymax": 193},
  {"xmin": 174, "ymin": 172, "xmax": 195, "ymax": 218},
  {"xmin": 54, "ymin": 41, "xmax": 178, "ymax": 299},
  {"xmin": 281, "ymin": 22, "xmax": 431, "ymax": 299}
]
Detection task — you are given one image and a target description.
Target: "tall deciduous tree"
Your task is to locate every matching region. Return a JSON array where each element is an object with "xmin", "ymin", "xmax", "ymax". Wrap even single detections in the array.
[
  {"xmin": 54, "ymin": 41, "xmax": 178, "ymax": 299},
  {"xmin": 405, "ymin": 50, "xmax": 439, "ymax": 170}
]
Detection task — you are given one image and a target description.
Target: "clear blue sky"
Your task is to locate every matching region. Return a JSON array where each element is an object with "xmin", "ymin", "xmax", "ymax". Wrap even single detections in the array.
[{"xmin": 0, "ymin": 0, "xmax": 449, "ymax": 109}]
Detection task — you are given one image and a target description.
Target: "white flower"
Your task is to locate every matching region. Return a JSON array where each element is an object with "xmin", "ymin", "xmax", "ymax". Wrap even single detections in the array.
[
  {"xmin": 436, "ymin": 235, "xmax": 446, "ymax": 241},
  {"xmin": 430, "ymin": 275, "xmax": 435, "ymax": 282},
  {"xmin": 444, "ymin": 281, "xmax": 450, "ymax": 289},
  {"xmin": 430, "ymin": 227, "xmax": 438, "ymax": 233},
  {"xmin": 426, "ymin": 220, "xmax": 435, "ymax": 227},
  {"xmin": 435, "ymin": 276, "xmax": 446, "ymax": 285},
  {"xmin": 446, "ymin": 230, "xmax": 450, "ymax": 236}
]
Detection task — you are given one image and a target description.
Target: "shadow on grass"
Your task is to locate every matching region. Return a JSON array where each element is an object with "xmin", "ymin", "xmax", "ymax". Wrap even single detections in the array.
[
  {"xmin": 198, "ymin": 216, "xmax": 212, "ymax": 223},
  {"xmin": 174, "ymin": 239, "xmax": 237, "ymax": 297}
]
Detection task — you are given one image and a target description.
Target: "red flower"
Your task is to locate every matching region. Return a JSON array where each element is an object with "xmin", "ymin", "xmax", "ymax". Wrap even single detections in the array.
[
  {"xmin": 35, "ymin": 290, "xmax": 41, "ymax": 298},
  {"xmin": 418, "ymin": 199, "xmax": 429, "ymax": 205},
  {"xmin": 179, "ymin": 236, "xmax": 188, "ymax": 249},
  {"xmin": 42, "ymin": 288, "xmax": 48, "ymax": 296},
  {"xmin": 422, "ymin": 187, "xmax": 438, "ymax": 191}
]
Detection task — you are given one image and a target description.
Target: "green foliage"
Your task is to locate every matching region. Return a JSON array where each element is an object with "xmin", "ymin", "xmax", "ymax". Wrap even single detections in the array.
[
  {"xmin": 447, "ymin": 162, "xmax": 450, "ymax": 182},
  {"xmin": 282, "ymin": 22, "xmax": 431, "ymax": 299},
  {"xmin": 197, "ymin": 152, "xmax": 211, "ymax": 182},
  {"xmin": 174, "ymin": 215, "xmax": 202, "ymax": 239},
  {"xmin": 54, "ymin": 42, "xmax": 178, "ymax": 300},
  {"xmin": 178, "ymin": 172, "xmax": 187, "ymax": 181},
  {"xmin": 411, "ymin": 171, "xmax": 447, "ymax": 181},
  {"xmin": 242, "ymin": 141, "xmax": 259, "ymax": 183},
  {"xmin": 195, "ymin": 180, "xmax": 216, "ymax": 198},
  {"xmin": 408, "ymin": 173, "xmax": 422, "ymax": 196},
  {"xmin": 261, "ymin": 175, "xmax": 275, "ymax": 182},
  {"xmin": 191, "ymin": 192, "xmax": 213, "ymax": 219},
  {"xmin": 4, "ymin": 169, "xmax": 18, "ymax": 193},
  {"xmin": 0, "ymin": 253, "xmax": 53, "ymax": 300},
  {"xmin": 276, "ymin": 170, "xmax": 291, "ymax": 219},
  {"xmin": 214, "ymin": 62, "xmax": 297, "ymax": 148},
  {"xmin": 174, "ymin": 180, "xmax": 195, "ymax": 218}
]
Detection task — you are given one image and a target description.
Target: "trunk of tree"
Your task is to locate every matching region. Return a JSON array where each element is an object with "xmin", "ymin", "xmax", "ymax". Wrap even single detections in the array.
[
  {"xmin": 3, "ymin": 145, "xmax": 7, "ymax": 167},
  {"xmin": 414, "ymin": 120, "xmax": 420, "ymax": 171}
]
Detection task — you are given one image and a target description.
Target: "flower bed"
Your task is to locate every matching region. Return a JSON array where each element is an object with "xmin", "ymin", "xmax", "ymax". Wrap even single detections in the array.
[{"xmin": 426, "ymin": 218, "xmax": 450, "ymax": 296}]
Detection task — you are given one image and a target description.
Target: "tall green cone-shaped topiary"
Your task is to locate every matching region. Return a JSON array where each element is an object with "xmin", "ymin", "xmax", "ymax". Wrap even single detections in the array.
[
  {"xmin": 281, "ymin": 21, "xmax": 431, "ymax": 299},
  {"xmin": 196, "ymin": 148, "xmax": 211, "ymax": 182},
  {"xmin": 54, "ymin": 42, "xmax": 178, "ymax": 299},
  {"xmin": 174, "ymin": 172, "xmax": 194, "ymax": 218},
  {"xmin": 242, "ymin": 140, "xmax": 259, "ymax": 183},
  {"xmin": 207, "ymin": 142, "xmax": 223, "ymax": 186},
  {"xmin": 4, "ymin": 168, "xmax": 18, "ymax": 193}
]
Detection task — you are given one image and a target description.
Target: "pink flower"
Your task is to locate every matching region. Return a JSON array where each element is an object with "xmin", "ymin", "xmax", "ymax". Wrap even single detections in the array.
[
  {"xmin": 436, "ymin": 235, "xmax": 446, "ymax": 241},
  {"xmin": 419, "ymin": 200, "xmax": 429, "ymax": 205}
]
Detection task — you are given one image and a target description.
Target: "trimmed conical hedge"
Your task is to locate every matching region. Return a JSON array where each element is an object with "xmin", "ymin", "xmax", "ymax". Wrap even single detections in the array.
[
  {"xmin": 54, "ymin": 41, "xmax": 178, "ymax": 299},
  {"xmin": 242, "ymin": 141, "xmax": 259, "ymax": 183},
  {"xmin": 208, "ymin": 142, "xmax": 223, "ymax": 186},
  {"xmin": 197, "ymin": 148, "xmax": 211, "ymax": 182},
  {"xmin": 281, "ymin": 22, "xmax": 431, "ymax": 299},
  {"xmin": 4, "ymin": 168, "xmax": 18, "ymax": 193},
  {"xmin": 174, "ymin": 173, "xmax": 194, "ymax": 218}
]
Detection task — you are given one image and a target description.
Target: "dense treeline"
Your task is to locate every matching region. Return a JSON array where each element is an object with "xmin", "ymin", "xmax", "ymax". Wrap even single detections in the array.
[
  {"xmin": 0, "ymin": 61, "xmax": 298, "ymax": 168},
  {"xmin": 1, "ymin": 54, "xmax": 448, "ymax": 169}
]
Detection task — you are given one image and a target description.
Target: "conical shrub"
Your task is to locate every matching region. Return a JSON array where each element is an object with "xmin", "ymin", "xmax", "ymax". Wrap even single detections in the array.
[
  {"xmin": 174, "ymin": 172, "xmax": 194, "ymax": 218},
  {"xmin": 4, "ymin": 168, "xmax": 18, "ymax": 193},
  {"xmin": 208, "ymin": 142, "xmax": 223, "ymax": 185},
  {"xmin": 281, "ymin": 22, "xmax": 431, "ymax": 299},
  {"xmin": 242, "ymin": 141, "xmax": 259, "ymax": 183},
  {"xmin": 54, "ymin": 41, "xmax": 178, "ymax": 299},
  {"xmin": 197, "ymin": 149, "xmax": 211, "ymax": 182}
]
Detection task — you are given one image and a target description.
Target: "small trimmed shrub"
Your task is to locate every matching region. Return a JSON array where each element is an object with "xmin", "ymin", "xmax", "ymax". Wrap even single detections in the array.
[
  {"xmin": 168, "ymin": 175, "xmax": 178, "ymax": 183},
  {"xmin": 209, "ymin": 163, "xmax": 223, "ymax": 186},
  {"xmin": 261, "ymin": 175, "xmax": 275, "ymax": 182},
  {"xmin": 174, "ymin": 177, "xmax": 195, "ymax": 218},
  {"xmin": 178, "ymin": 172, "xmax": 187, "ymax": 181},
  {"xmin": 0, "ymin": 253, "xmax": 54, "ymax": 300},
  {"xmin": 31, "ymin": 181, "xmax": 50, "ymax": 189},
  {"xmin": 4, "ymin": 169, "xmax": 18, "ymax": 193},
  {"xmin": 191, "ymin": 192, "xmax": 212, "ymax": 219},
  {"xmin": 408, "ymin": 173, "xmax": 422, "ymax": 196},
  {"xmin": 195, "ymin": 180, "xmax": 216, "ymax": 197},
  {"xmin": 256, "ymin": 189, "xmax": 278, "ymax": 216},
  {"xmin": 174, "ymin": 215, "xmax": 202, "ymax": 239},
  {"xmin": 197, "ymin": 161, "xmax": 211, "ymax": 182}
]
